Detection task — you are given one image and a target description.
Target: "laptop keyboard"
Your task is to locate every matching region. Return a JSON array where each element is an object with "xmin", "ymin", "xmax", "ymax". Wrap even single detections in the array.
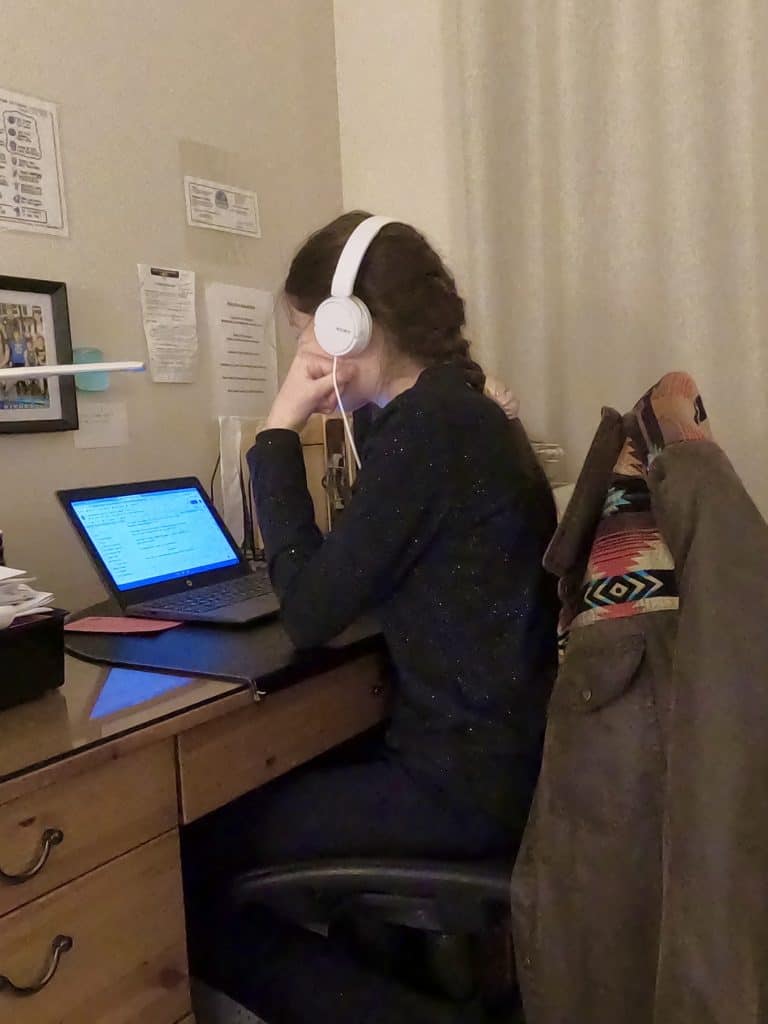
[{"xmin": 140, "ymin": 571, "xmax": 273, "ymax": 614}]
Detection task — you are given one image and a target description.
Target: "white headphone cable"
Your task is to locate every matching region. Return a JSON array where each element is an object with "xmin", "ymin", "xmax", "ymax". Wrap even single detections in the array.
[{"xmin": 332, "ymin": 357, "xmax": 362, "ymax": 471}]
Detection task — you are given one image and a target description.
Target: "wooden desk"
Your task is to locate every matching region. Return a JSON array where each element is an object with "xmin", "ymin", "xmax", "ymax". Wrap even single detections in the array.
[{"xmin": 0, "ymin": 646, "xmax": 389, "ymax": 1023}]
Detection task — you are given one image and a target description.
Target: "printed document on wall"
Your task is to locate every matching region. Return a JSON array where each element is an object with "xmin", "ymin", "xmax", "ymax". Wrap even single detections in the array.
[
  {"xmin": 0, "ymin": 88, "xmax": 68, "ymax": 236},
  {"xmin": 137, "ymin": 264, "xmax": 198, "ymax": 383},
  {"xmin": 205, "ymin": 283, "xmax": 277, "ymax": 418},
  {"xmin": 185, "ymin": 176, "xmax": 261, "ymax": 237}
]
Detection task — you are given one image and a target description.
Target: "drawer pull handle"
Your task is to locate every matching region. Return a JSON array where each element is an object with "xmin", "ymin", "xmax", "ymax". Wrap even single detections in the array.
[
  {"xmin": 0, "ymin": 934, "xmax": 73, "ymax": 996},
  {"xmin": 0, "ymin": 828, "xmax": 64, "ymax": 885}
]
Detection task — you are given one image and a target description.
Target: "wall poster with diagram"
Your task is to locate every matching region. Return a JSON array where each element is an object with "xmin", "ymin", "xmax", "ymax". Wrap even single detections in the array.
[{"xmin": 0, "ymin": 88, "xmax": 68, "ymax": 236}]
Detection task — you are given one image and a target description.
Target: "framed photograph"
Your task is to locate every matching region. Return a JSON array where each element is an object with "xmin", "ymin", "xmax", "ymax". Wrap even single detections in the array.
[{"xmin": 0, "ymin": 277, "xmax": 78, "ymax": 433}]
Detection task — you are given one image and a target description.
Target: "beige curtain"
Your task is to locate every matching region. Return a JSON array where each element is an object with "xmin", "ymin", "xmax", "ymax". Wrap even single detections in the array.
[{"xmin": 456, "ymin": 0, "xmax": 768, "ymax": 509}]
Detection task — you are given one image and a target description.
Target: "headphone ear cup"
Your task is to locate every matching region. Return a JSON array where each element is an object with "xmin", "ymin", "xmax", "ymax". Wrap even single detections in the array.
[
  {"xmin": 314, "ymin": 296, "xmax": 372, "ymax": 357},
  {"xmin": 313, "ymin": 297, "xmax": 340, "ymax": 355},
  {"xmin": 348, "ymin": 296, "xmax": 373, "ymax": 355}
]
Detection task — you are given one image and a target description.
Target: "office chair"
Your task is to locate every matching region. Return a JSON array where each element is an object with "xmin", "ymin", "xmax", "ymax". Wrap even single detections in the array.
[{"xmin": 231, "ymin": 856, "xmax": 519, "ymax": 1015}]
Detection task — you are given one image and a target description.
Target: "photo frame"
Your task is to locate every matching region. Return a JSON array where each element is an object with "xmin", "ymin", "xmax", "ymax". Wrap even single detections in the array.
[{"xmin": 0, "ymin": 276, "xmax": 78, "ymax": 433}]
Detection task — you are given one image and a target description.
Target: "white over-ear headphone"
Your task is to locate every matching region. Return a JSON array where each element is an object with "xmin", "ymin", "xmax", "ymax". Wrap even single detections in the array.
[{"xmin": 314, "ymin": 215, "xmax": 395, "ymax": 358}]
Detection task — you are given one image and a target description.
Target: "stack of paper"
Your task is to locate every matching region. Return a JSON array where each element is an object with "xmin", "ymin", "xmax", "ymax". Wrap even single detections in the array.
[{"xmin": 0, "ymin": 566, "xmax": 55, "ymax": 630}]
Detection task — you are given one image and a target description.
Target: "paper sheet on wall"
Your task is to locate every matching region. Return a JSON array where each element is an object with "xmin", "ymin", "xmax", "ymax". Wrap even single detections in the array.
[
  {"xmin": 0, "ymin": 88, "xmax": 68, "ymax": 236},
  {"xmin": 73, "ymin": 401, "xmax": 129, "ymax": 449},
  {"xmin": 137, "ymin": 264, "xmax": 198, "ymax": 383},
  {"xmin": 205, "ymin": 283, "xmax": 277, "ymax": 418},
  {"xmin": 184, "ymin": 176, "xmax": 261, "ymax": 237}
]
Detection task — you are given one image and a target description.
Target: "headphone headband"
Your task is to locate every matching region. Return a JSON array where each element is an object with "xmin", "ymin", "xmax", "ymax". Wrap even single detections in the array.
[{"xmin": 330, "ymin": 215, "xmax": 396, "ymax": 298}]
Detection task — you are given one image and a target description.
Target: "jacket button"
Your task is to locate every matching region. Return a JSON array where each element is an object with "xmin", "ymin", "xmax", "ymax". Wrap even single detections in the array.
[
  {"xmin": 523, "ymin": 956, "xmax": 532, "ymax": 969},
  {"xmin": 581, "ymin": 688, "xmax": 593, "ymax": 703}
]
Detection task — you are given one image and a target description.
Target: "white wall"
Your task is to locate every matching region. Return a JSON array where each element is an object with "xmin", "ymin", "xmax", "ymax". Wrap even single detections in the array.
[
  {"xmin": 0, "ymin": 0, "xmax": 342, "ymax": 609},
  {"xmin": 333, "ymin": 0, "xmax": 468, "ymax": 285}
]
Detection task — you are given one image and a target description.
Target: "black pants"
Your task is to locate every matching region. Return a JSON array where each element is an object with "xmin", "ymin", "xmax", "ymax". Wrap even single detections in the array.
[{"xmin": 183, "ymin": 741, "xmax": 511, "ymax": 1024}]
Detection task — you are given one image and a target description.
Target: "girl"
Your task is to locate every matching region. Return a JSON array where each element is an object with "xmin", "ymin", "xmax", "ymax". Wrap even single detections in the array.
[{"xmin": 186, "ymin": 213, "xmax": 559, "ymax": 1024}]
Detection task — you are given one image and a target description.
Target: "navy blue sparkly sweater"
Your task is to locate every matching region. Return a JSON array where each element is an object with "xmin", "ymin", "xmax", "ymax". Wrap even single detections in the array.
[{"xmin": 247, "ymin": 365, "xmax": 558, "ymax": 830}]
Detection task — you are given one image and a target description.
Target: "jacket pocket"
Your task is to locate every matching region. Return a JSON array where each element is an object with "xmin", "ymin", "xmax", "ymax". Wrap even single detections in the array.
[
  {"xmin": 550, "ymin": 631, "xmax": 645, "ymax": 714},
  {"xmin": 542, "ymin": 624, "xmax": 663, "ymax": 826}
]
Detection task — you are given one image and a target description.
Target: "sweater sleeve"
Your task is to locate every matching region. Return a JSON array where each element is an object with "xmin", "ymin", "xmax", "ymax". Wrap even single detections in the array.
[{"xmin": 247, "ymin": 408, "xmax": 445, "ymax": 649}]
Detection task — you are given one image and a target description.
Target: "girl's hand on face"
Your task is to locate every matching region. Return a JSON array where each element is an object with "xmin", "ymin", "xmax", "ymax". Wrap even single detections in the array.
[{"xmin": 265, "ymin": 324, "xmax": 356, "ymax": 433}]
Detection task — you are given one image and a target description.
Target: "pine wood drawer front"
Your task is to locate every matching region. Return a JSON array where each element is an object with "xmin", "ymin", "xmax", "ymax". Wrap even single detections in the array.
[
  {"xmin": 0, "ymin": 742, "xmax": 176, "ymax": 917},
  {"xmin": 178, "ymin": 655, "xmax": 390, "ymax": 822},
  {"xmin": 0, "ymin": 831, "xmax": 189, "ymax": 1024}
]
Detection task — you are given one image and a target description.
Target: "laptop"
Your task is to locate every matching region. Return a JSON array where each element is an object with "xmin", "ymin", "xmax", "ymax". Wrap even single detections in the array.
[{"xmin": 57, "ymin": 477, "xmax": 280, "ymax": 624}]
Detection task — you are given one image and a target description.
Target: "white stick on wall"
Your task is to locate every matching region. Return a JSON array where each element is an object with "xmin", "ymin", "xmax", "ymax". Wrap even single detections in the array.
[{"xmin": 0, "ymin": 361, "xmax": 145, "ymax": 381}]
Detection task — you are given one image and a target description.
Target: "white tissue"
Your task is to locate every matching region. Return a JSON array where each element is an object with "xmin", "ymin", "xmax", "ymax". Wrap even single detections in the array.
[{"xmin": 0, "ymin": 572, "xmax": 54, "ymax": 630}]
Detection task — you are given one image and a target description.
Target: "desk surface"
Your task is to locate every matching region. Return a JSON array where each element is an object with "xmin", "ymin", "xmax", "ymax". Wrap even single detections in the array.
[
  {"xmin": 1, "ymin": 613, "xmax": 384, "ymax": 793},
  {"xmin": 65, "ymin": 600, "xmax": 381, "ymax": 686}
]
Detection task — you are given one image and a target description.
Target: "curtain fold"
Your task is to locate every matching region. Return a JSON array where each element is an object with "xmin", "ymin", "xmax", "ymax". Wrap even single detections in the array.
[{"xmin": 456, "ymin": 0, "xmax": 767, "ymax": 509}]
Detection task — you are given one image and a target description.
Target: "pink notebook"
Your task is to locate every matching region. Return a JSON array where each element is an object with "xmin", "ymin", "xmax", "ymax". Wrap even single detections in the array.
[{"xmin": 64, "ymin": 616, "xmax": 182, "ymax": 635}]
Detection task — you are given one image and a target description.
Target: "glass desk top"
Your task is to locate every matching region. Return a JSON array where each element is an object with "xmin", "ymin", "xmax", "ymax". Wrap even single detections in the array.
[{"xmin": 0, "ymin": 656, "xmax": 242, "ymax": 786}]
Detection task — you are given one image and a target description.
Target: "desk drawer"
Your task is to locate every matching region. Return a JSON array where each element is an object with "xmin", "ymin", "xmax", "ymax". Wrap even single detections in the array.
[
  {"xmin": 178, "ymin": 655, "xmax": 390, "ymax": 822},
  {"xmin": 0, "ymin": 831, "xmax": 189, "ymax": 1024},
  {"xmin": 0, "ymin": 742, "xmax": 176, "ymax": 916}
]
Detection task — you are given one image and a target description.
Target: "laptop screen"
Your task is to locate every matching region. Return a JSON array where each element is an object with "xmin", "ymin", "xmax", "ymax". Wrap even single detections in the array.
[{"xmin": 69, "ymin": 486, "xmax": 241, "ymax": 592}]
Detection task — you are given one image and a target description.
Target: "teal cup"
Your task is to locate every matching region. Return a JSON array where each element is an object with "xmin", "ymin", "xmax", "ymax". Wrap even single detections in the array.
[{"xmin": 73, "ymin": 347, "xmax": 109, "ymax": 391}]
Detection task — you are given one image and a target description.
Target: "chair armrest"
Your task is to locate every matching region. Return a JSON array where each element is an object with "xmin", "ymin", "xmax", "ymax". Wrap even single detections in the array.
[
  {"xmin": 232, "ymin": 858, "xmax": 512, "ymax": 932},
  {"xmin": 234, "ymin": 859, "xmax": 511, "ymax": 903}
]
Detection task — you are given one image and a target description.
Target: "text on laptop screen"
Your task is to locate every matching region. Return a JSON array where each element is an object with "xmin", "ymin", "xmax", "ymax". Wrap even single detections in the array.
[{"xmin": 70, "ymin": 487, "xmax": 240, "ymax": 591}]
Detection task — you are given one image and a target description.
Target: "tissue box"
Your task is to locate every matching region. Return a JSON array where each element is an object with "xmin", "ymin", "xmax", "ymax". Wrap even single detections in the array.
[{"xmin": 0, "ymin": 610, "xmax": 67, "ymax": 711}]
